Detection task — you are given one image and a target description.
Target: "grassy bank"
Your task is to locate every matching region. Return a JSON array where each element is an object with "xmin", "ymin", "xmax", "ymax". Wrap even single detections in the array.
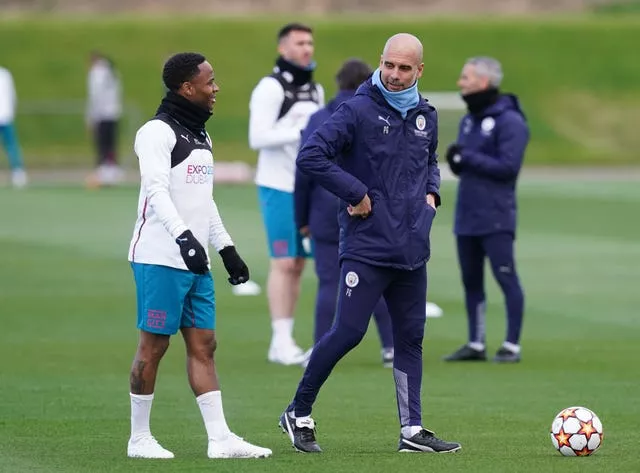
[{"xmin": 1, "ymin": 16, "xmax": 639, "ymax": 167}]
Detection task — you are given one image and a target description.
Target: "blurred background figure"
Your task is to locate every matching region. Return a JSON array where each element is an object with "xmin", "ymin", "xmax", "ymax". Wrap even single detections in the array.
[
  {"xmin": 85, "ymin": 51, "xmax": 124, "ymax": 188},
  {"xmin": 249, "ymin": 23, "xmax": 324, "ymax": 365},
  {"xmin": 443, "ymin": 57, "xmax": 529, "ymax": 364},
  {"xmin": 0, "ymin": 65, "xmax": 27, "ymax": 188}
]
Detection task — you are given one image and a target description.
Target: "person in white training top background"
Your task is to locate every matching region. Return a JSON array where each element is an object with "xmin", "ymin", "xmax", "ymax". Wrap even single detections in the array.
[
  {"xmin": 86, "ymin": 51, "xmax": 124, "ymax": 188},
  {"xmin": 248, "ymin": 23, "xmax": 324, "ymax": 366},
  {"xmin": 126, "ymin": 52, "xmax": 271, "ymax": 460},
  {"xmin": 0, "ymin": 65, "xmax": 28, "ymax": 188}
]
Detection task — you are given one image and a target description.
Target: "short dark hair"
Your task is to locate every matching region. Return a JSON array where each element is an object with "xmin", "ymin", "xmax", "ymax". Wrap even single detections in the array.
[
  {"xmin": 278, "ymin": 23, "xmax": 313, "ymax": 41},
  {"xmin": 336, "ymin": 59, "xmax": 372, "ymax": 91},
  {"xmin": 162, "ymin": 52, "xmax": 206, "ymax": 91}
]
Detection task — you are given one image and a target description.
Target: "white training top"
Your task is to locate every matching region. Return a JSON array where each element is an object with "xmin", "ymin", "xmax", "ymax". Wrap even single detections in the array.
[
  {"xmin": 0, "ymin": 67, "xmax": 17, "ymax": 125},
  {"xmin": 86, "ymin": 59, "xmax": 122, "ymax": 124},
  {"xmin": 249, "ymin": 76, "xmax": 324, "ymax": 193},
  {"xmin": 127, "ymin": 119, "xmax": 233, "ymax": 270}
]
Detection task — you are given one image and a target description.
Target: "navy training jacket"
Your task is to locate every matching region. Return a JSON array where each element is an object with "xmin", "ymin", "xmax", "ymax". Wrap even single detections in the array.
[
  {"xmin": 296, "ymin": 79, "xmax": 441, "ymax": 270},
  {"xmin": 454, "ymin": 94, "xmax": 529, "ymax": 236},
  {"xmin": 294, "ymin": 90, "xmax": 356, "ymax": 244}
]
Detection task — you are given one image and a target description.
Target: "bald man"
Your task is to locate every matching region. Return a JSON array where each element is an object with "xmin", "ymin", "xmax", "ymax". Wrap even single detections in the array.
[{"xmin": 278, "ymin": 34, "xmax": 461, "ymax": 454}]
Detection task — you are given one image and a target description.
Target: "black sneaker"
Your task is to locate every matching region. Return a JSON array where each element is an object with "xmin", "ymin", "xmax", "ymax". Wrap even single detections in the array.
[
  {"xmin": 278, "ymin": 410, "xmax": 322, "ymax": 453},
  {"xmin": 398, "ymin": 428, "xmax": 461, "ymax": 453},
  {"xmin": 493, "ymin": 347, "xmax": 521, "ymax": 363},
  {"xmin": 443, "ymin": 344, "xmax": 487, "ymax": 361}
]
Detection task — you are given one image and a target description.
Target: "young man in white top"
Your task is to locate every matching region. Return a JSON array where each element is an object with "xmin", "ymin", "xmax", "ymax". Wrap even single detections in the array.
[
  {"xmin": 0, "ymin": 66, "xmax": 27, "ymax": 188},
  {"xmin": 249, "ymin": 23, "xmax": 324, "ymax": 365},
  {"xmin": 126, "ymin": 52, "xmax": 272, "ymax": 459}
]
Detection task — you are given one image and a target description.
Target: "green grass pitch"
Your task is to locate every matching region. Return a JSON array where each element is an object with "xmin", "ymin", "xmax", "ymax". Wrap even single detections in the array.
[{"xmin": 0, "ymin": 180, "xmax": 638, "ymax": 472}]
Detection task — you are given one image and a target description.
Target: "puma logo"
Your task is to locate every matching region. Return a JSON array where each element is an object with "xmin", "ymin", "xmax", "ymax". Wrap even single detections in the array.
[{"xmin": 378, "ymin": 115, "xmax": 391, "ymax": 126}]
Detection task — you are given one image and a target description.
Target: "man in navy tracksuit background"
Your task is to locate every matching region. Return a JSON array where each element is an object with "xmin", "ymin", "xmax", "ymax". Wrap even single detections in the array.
[
  {"xmin": 443, "ymin": 56, "xmax": 529, "ymax": 364},
  {"xmin": 279, "ymin": 33, "xmax": 461, "ymax": 455},
  {"xmin": 294, "ymin": 59, "xmax": 394, "ymax": 368}
]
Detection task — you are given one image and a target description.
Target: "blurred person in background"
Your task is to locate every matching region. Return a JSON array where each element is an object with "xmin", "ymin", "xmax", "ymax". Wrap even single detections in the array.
[
  {"xmin": 295, "ymin": 58, "xmax": 395, "ymax": 368},
  {"xmin": 443, "ymin": 56, "xmax": 529, "ymax": 364},
  {"xmin": 0, "ymin": 65, "xmax": 28, "ymax": 188},
  {"xmin": 248, "ymin": 23, "xmax": 324, "ymax": 365},
  {"xmin": 86, "ymin": 51, "xmax": 124, "ymax": 188}
]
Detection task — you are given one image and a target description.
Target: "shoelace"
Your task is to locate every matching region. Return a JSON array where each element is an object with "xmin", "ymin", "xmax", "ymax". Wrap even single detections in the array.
[
  {"xmin": 417, "ymin": 429, "xmax": 453, "ymax": 446},
  {"xmin": 416, "ymin": 429, "xmax": 439, "ymax": 440},
  {"xmin": 298, "ymin": 420, "xmax": 317, "ymax": 442},
  {"xmin": 135, "ymin": 435, "xmax": 165, "ymax": 449},
  {"xmin": 134, "ymin": 434, "xmax": 157, "ymax": 444},
  {"xmin": 299, "ymin": 427, "xmax": 316, "ymax": 442}
]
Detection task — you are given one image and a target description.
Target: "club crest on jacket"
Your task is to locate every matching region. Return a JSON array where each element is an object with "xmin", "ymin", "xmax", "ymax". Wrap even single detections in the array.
[{"xmin": 481, "ymin": 117, "xmax": 495, "ymax": 134}]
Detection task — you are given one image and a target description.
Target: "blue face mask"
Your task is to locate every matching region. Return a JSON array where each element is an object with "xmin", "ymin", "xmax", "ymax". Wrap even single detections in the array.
[{"xmin": 371, "ymin": 68, "xmax": 420, "ymax": 119}]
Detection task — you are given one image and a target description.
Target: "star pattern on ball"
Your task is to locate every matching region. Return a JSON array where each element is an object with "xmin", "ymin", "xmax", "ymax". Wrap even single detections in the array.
[
  {"xmin": 578, "ymin": 420, "xmax": 597, "ymax": 440},
  {"xmin": 559, "ymin": 408, "xmax": 577, "ymax": 420},
  {"xmin": 554, "ymin": 429, "xmax": 571, "ymax": 448},
  {"xmin": 575, "ymin": 446, "xmax": 592, "ymax": 457}
]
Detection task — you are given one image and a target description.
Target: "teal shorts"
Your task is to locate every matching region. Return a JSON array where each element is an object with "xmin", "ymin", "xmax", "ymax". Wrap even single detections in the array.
[
  {"xmin": 131, "ymin": 262, "xmax": 215, "ymax": 335},
  {"xmin": 258, "ymin": 186, "xmax": 310, "ymax": 259}
]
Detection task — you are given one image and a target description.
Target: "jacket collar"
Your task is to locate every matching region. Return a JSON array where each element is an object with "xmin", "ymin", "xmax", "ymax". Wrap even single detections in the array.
[
  {"xmin": 355, "ymin": 79, "xmax": 433, "ymax": 117},
  {"xmin": 476, "ymin": 93, "xmax": 527, "ymax": 120}
]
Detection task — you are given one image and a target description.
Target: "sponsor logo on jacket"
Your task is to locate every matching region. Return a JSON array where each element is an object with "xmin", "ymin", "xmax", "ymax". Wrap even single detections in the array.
[{"xmin": 186, "ymin": 164, "xmax": 214, "ymax": 184}]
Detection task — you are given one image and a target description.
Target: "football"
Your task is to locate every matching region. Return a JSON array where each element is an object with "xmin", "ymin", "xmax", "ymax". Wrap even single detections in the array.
[{"xmin": 550, "ymin": 406, "xmax": 603, "ymax": 456}]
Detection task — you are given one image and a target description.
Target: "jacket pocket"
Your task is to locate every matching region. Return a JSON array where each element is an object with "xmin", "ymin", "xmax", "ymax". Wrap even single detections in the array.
[
  {"xmin": 412, "ymin": 199, "xmax": 436, "ymax": 231},
  {"xmin": 411, "ymin": 199, "xmax": 436, "ymax": 257},
  {"xmin": 351, "ymin": 197, "xmax": 398, "ymax": 245}
]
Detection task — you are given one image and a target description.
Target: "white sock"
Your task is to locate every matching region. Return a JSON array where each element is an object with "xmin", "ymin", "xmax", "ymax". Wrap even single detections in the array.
[
  {"xmin": 468, "ymin": 342, "xmax": 485, "ymax": 351},
  {"xmin": 197, "ymin": 391, "xmax": 231, "ymax": 441},
  {"xmin": 502, "ymin": 342, "xmax": 521, "ymax": 354},
  {"xmin": 130, "ymin": 393, "xmax": 154, "ymax": 440},
  {"xmin": 271, "ymin": 318, "xmax": 294, "ymax": 345},
  {"xmin": 401, "ymin": 425, "xmax": 423, "ymax": 438}
]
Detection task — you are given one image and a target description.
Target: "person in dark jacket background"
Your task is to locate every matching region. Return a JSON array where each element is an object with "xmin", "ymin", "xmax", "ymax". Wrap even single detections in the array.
[
  {"xmin": 295, "ymin": 58, "xmax": 395, "ymax": 368},
  {"xmin": 443, "ymin": 56, "xmax": 529, "ymax": 364},
  {"xmin": 279, "ymin": 33, "xmax": 461, "ymax": 455}
]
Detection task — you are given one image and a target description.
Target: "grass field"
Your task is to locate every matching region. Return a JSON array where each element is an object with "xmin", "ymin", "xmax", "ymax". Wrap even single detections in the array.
[
  {"xmin": 1, "ymin": 179, "xmax": 639, "ymax": 472},
  {"xmin": 2, "ymin": 16, "xmax": 640, "ymax": 166}
]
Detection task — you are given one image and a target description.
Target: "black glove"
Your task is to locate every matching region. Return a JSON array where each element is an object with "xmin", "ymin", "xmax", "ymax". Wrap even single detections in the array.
[
  {"xmin": 175, "ymin": 230, "xmax": 209, "ymax": 275},
  {"xmin": 219, "ymin": 246, "xmax": 250, "ymax": 285},
  {"xmin": 446, "ymin": 144, "xmax": 463, "ymax": 175}
]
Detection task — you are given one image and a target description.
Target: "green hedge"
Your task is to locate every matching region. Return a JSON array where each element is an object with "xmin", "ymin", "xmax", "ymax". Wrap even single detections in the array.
[{"xmin": 1, "ymin": 16, "xmax": 639, "ymax": 167}]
